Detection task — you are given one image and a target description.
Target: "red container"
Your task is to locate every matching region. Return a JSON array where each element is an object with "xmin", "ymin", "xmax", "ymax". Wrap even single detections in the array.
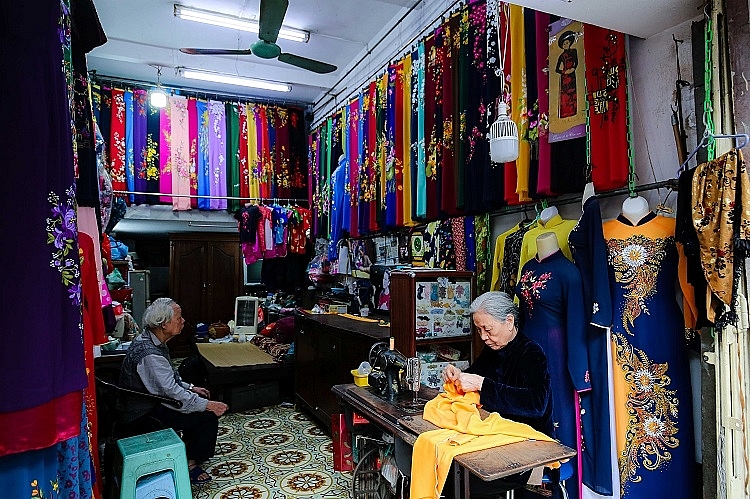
[{"xmin": 331, "ymin": 413, "xmax": 353, "ymax": 471}]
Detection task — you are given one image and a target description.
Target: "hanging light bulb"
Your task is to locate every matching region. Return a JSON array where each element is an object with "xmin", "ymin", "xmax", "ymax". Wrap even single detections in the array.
[
  {"xmin": 150, "ymin": 66, "xmax": 168, "ymax": 108},
  {"xmin": 489, "ymin": 99, "xmax": 519, "ymax": 163}
]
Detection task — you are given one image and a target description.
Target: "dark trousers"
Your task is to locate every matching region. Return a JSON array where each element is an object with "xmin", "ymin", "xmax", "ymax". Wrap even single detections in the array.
[{"xmin": 150, "ymin": 405, "xmax": 219, "ymax": 463}]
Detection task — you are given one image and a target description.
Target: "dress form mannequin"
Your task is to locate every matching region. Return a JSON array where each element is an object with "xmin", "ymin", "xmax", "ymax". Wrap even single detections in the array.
[
  {"xmin": 621, "ymin": 195, "xmax": 650, "ymax": 225},
  {"xmin": 582, "ymin": 182, "xmax": 596, "ymax": 207},
  {"xmin": 539, "ymin": 206, "xmax": 559, "ymax": 225},
  {"xmin": 536, "ymin": 232, "xmax": 560, "ymax": 261}
]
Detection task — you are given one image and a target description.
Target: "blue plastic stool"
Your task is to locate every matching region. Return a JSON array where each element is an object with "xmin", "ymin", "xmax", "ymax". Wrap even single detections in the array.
[
  {"xmin": 541, "ymin": 461, "xmax": 574, "ymax": 499},
  {"xmin": 116, "ymin": 428, "xmax": 192, "ymax": 498}
]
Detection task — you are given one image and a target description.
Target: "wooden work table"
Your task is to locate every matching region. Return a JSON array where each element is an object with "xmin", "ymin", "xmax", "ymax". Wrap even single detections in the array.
[{"xmin": 332, "ymin": 383, "xmax": 576, "ymax": 498}]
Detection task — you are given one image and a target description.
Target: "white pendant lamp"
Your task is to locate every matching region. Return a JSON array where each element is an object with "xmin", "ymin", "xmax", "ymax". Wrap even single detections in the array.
[
  {"xmin": 489, "ymin": 100, "xmax": 519, "ymax": 163},
  {"xmin": 149, "ymin": 66, "xmax": 168, "ymax": 109},
  {"xmin": 487, "ymin": 2, "xmax": 519, "ymax": 164}
]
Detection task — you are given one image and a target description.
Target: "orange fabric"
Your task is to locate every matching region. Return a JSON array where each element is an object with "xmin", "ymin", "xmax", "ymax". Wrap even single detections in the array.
[{"xmin": 410, "ymin": 382, "xmax": 557, "ymax": 499}]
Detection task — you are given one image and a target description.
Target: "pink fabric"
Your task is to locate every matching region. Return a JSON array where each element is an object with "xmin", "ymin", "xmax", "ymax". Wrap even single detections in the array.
[
  {"xmin": 159, "ymin": 102, "xmax": 172, "ymax": 203},
  {"xmin": 169, "ymin": 96, "xmax": 191, "ymax": 211},
  {"xmin": 535, "ymin": 11, "xmax": 555, "ymax": 196},
  {"xmin": 77, "ymin": 207, "xmax": 112, "ymax": 306}
]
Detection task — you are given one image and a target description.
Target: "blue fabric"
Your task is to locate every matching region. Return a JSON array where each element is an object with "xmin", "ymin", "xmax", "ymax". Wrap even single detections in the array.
[
  {"xmin": 0, "ymin": 402, "xmax": 94, "ymax": 499},
  {"xmin": 328, "ymin": 163, "xmax": 347, "ymax": 260},
  {"xmin": 385, "ymin": 65, "xmax": 397, "ymax": 228},
  {"xmin": 466, "ymin": 332, "xmax": 553, "ymax": 436},
  {"xmin": 516, "ymin": 250, "xmax": 589, "ymax": 499},
  {"xmin": 341, "ymin": 105, "xmax": 351, "ymax": 232},
  {"xmin": 569, "ymin": 196, "xmax": 613, "ymax": 495},
  {"xmin": 196, "ymin": 100, "xmax": 211, "ymax": 210}
]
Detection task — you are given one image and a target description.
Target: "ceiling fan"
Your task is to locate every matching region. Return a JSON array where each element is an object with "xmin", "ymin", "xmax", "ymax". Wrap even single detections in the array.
[{"xmin": 179, "ymin": 0, "xmax": 337, "ymax": 74}]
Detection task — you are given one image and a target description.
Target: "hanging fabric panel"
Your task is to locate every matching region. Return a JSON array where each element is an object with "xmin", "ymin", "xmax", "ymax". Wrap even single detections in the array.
[
  {"xmin": 348, "ymin": 98, "xmax": 360, "ymax": 237},
  {"xmin": 124, "ymin": 89, "xmax": 135, "ymax": 204},
  {"xmin": 584, "ymin": 24, "xmax": 629, "ymax": 191},
  {"xmin": 158, "ymin": 99, "xmax": 172, "ymax": 203},
  {"xmin": 187, "ymin": 98, "xmax": 199, "ymax": 208},
  {"xmin": 133, "ymin": 89, "xmax": 148, "ymax": 204},
  {"xmin": 464, "ymin": 1, "xmax": 486, "ymax": 215},
  {"xmin": 208, "ymin": 100, "xmax": 227, "ymax": 210},
  {"xmin": 481, "ymin": 0, "xmax": 505, "ymax": 212},
  {"xmin": 394, "ymin": 59, "xmax": 405, "ymax": 226},
  {"xmin": 424, "ymin": 33, "xmax": 440, "ymax": 220},
  {"xmin": 440, "ymin": 14, "xmax": 459, "ymax": 217},
  {"xmin": 385, "ymin": 63, "xmax": 398, "ymax": 228},
  {"xmin": 455, "ymin": 6, "xmax": 469, "ymax": 213},
  {"xmin": 535, "ymin": 11, "xmax": 555, "ymax": 197},
  {"xmin": 145, "ymin": 96, "xmax": 160, "ymax": 204},
  {"xmin": 402, "ymin": 53, "xmax": 415, "ymax": 227},
  {"xmin": 109, "ymin": 87, "xmax": 126, "ymax": 194},
  {"xmin": 248, "ymin": 104, "xmax": 260, "ymax": 201},
  {"xmin": 196, "ymin": 100, "xmax": 211, "ymax": 210},
  {"xmin": 238, "ymin": 103, "xmax": 250, "ymax": 203},
  {"xmin": 226, "ymin": 102, "xmax": 240, "ymax": 212},
  {"xmin": 510, "ymin": 4, "xmax": 531, "ymax": 203},
  {"xmin": 170, "ymin": 95, "xmax": 191, "ymax": 211},
  {"xmin": 415, "ymin": 42, "xmax": 428, "ymax": 220}
]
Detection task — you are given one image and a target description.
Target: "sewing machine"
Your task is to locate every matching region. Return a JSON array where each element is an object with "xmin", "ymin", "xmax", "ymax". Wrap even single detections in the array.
[{"xmin": 367, "ymin": 340, "xmax": 423, "ymax": 408}]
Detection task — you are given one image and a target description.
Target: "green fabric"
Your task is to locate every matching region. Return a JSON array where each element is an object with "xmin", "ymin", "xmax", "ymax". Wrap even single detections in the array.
[{"xmin": 226, "ymin": 103, "xmax": 240, "ymax": 212}]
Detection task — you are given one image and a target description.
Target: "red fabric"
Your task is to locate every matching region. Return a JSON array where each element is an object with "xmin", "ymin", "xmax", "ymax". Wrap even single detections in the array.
[
  {"xmin": 0, "ymin": 391, "xmax": 82, "ymax": 458},
  {"xmin": 585, "ymin": 25, "xmax": 629, "ymax": 191},
  {"xmin": 100, "ymin": 232, "xmax": 114, "ymax": 274},
  {"xmin": 274, "ymin": 107, "xmax": 291, "ymax": 199},
  {"xmin": 348, "ymin": 99, "xmax": 360, "ymax": 237},
  {"xmin": 440, "ymin": 16, "xmax": 458, "ymax": 217},
  {"xmin": 80, "ymin": 233, "xmax": 105, "ymax": 495},
  {"xmin": 109, "ymin": 88, "xmax": 126, "ymax": 195},
  {"xmin": 535, "ymin": 11, "xmax": 556, "ymax": 197},
  {"xmin": 258, "ymin": 106, "xmax": 272, "ymax": 199},
  {"xmin": 238, "ymin": 104, "xmax": 250, "ymax": 202},
  {"xmin": 188, "ymin": 98, "xmax": 199, "ymax": 208}
]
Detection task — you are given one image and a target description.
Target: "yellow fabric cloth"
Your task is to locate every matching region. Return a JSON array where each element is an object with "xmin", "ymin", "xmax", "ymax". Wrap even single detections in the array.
[
  {"xmin": 516, "ymin": 214, "xmax": 577, "ymax": 286},
  {"xmin": 402, "ymin": 55, "xmax": 416, "ymax": 226},
  {"xmin": 510, "ymin": 4, "xmax": 531, "ymax": 202},
  {"xmin": 247, "ymin": 104, "xmax": 260, "ymax": 200},
  {"xmin": 410, "ymin": 383, "xmax": 557, "ymax": 499}
]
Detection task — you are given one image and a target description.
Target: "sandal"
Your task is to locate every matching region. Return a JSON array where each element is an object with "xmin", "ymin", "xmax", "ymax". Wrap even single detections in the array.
[{"xmin": 189, "ymin": 465, "xmax": 212, "ymax": 485}]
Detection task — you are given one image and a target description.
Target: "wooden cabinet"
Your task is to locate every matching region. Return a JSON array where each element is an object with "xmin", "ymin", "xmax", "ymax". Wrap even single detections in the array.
[
  {"xmin": 390, "ymin": 269, "xmax": 479, "ymax": 386},
  {"xmin": 294, "ymin": 311, "xmax": 389, "ymax": 431},
  {"xmin": 169, "ymin": 233, "xmax": 242, "ymax": 356}
]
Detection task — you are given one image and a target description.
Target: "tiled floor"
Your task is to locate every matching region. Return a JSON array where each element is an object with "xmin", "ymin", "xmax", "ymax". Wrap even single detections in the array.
[{"xmin": 190, "ymin": 405, "xmax": 354, "ymax": 499}]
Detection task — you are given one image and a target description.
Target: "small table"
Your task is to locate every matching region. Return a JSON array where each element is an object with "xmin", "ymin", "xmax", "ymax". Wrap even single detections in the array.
[{"xmin": 332, "ymin": 383, "xmax": 576, "ymax": 498}]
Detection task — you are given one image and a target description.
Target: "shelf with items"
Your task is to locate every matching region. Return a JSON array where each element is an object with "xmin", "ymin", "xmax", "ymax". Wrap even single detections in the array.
[{"xmin": 389, "ymin": 269, "xmax": 477, "ymax": 388}]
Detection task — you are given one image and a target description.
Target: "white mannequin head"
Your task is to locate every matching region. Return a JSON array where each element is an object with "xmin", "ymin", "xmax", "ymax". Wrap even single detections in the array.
[
  {"xmin": 536, "ymin": 232, "xmax": 560, "ymax": 261},
  {"xmin": 539, "ymin": 206, "xmax": 559, "ymax": 225},
  {"xmin": 621, "ymin": 196, "xmax": 650, "ymax": 225}
]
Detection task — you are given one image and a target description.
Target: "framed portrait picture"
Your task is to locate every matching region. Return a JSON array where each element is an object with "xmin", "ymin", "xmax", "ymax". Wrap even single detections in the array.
[{"xmin": 410, "ymin": 231, "xmax": 424, "ymax": 265}]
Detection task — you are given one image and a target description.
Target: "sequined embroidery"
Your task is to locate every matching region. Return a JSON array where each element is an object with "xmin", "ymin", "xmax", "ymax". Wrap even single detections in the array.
[
  {"xmin": 613, "ymin": 333, "xmax": 679, "ymax": 492},
  {"xmin": 607, "ymin": 234, "xmax": 670, "ymax": 335}
]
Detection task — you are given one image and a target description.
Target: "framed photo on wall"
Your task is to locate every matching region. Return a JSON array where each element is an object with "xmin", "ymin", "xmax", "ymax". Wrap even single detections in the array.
[{"xmin": 410, "ymin": 231, "xmax": 424, "ymax": 265}]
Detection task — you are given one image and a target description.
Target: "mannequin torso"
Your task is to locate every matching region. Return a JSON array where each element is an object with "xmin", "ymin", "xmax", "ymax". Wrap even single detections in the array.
[
  {"xmin": 539, "ymin": 206, "xmax": 559, "ymax": 226},
  {"xmin": 621, "ymin": 196, "xmax": 650, "ymax": 225},
  {"xmin": 536, "ymin": 232, "xmax": 560, "ymax": 261}
]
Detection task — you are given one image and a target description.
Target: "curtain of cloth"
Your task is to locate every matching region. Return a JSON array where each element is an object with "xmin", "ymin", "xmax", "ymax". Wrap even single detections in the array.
[
  {"xmin": 0, "ymin": 0, "xmax": 86, "ymax": 455},
  {"xmin": 367, "ymin": 82, "xmax": 379, "ymax": 231},
  {"xmin": 208, "ymin": 100, "xmax": 228, "ymax": 210},
  {"xmin": 535, "ymin": 11, "xmax": 555, "ymax": 197},
  {"xmin": 268, "ymin": 107, "xmax": 278, "ymax": 199},
  {"xmin": 170, "ymin": 95, "xmax": 191, "ymax": 211},
  {"xmin": 439, "ymin": 15, "xmax": 458, "ymax": 217},
  {"xmin": 348, "ymin": 98, "xmax": 360, "ymax": 237},
  {"xmin": 584, "ymin": 25, "xmax": 629, "ymax": 192},
  {"xmin": 109, "ymin": 88, "xmax": 127, "ymax": 194},
  {"xmin": 509, "ymin": 4, "xmax": 530, "ymax": 203},
  {"xmin": 145, "ymin": 97, "xmax": 161, "ymax": 204},
  {"xmin": 402, "ymin": 54, "xmax": 415, "ymax": 227},
  {"xmin": 248, "ymin": 104, "xmax": 261, "ymax": 201},
  {"xmin": 187, "ymin": 98, "xmax": 199, "ymax": 208},
  {"xmin": 133, "ymin": 89, "xmax": 148, "ymax": 204},
  {"xmin": 394, "ymin": 59, "xmax": 405, "ymax": 226},
  {"xmin": 124, "ymin": 90, "xmax": 135, "ymax": 203},
  {"xmin": 424, "ymin": 33, "xmax": 439, "ymax": 220},
  {"xmin": 196, "ymin": 100, "xmax": 211, "ymax": 210},
  {"xmin": 226, "ymin": 102, "xmax": 240, "ymax": 212},
  {"xmin": 158, "ymin": 100, "xmax": 172, "ymax": 203},
  {"xmin": 385, "ymin": 64, "xmax": 398, "ymax": 228},
  {"xmin": 482, "ymin": 0, "xmax": 506, "ymax": 213},
  {"xmin": 274, "ymin": 107, "xmax": 292, "ymax": 200},
  {"xmin": 238, "ymin": 103, "xmax": 250, "ymax": 203}
]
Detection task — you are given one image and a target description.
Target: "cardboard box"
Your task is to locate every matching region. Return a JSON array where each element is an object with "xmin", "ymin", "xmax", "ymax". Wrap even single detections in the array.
[
  {"xmin": 327, "ymin": 304, "xmax": 348, "ymax": 314},
  {"xmin": 331, "ymin": 413, "xmax": 354, "ymax": 471}
]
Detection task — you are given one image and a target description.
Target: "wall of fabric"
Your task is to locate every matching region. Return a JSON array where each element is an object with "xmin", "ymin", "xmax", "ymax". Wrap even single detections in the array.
[
  {"xmin": 91, "ymin": 83, "xmax": 310, "ymax": 211},
  {"xmin": 309, "ymin": 1, "xmax": 631, "ymax": 242}
]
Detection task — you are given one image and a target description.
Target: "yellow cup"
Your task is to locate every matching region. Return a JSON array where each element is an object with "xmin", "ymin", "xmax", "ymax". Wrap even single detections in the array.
[{"xmin": 351, "ymin": 369, "xmax": 369, "ymax": 387}]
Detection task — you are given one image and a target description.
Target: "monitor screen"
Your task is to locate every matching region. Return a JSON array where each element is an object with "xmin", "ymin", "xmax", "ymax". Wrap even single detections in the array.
[{"xmin": 243, "ymin": 259, "xmax": 264, "ymax": 286}]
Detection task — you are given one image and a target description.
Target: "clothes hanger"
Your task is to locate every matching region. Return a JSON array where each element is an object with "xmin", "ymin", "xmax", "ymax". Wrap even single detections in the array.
[{"xmin": 678, "ymin": 131, "xmax": 749, "ymax": 174}]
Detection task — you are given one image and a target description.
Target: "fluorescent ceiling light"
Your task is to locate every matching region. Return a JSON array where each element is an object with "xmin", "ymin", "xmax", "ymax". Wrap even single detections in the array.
[
  {"xmin": 174, "ymin": 5, "xmax": 310, "ymax": 43},
  {"xmin": 180, "ymin": 68, "xmax": 292, "ymax": 93}
]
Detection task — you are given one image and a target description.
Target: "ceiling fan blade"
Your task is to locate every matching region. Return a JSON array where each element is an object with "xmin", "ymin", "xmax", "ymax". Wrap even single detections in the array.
[
  {"xmin": 180, "ymin": 48, "xmax": 253, "ymax": 56},
  {"xmin": 259, "ymin": 0, "xmax": 289, "ymax": 44},
  {"xmin": 278, "ymin": 53, "xmax": 337, "ymax": 74}
]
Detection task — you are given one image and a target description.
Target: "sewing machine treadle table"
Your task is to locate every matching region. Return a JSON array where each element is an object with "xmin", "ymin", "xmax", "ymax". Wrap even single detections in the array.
[{"xmin": 332, "ymin": 383, "xmax": 576, "ymax": 499}]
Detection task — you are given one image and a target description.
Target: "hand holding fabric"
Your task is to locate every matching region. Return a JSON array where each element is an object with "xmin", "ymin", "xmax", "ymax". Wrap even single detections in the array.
[
  {"xmin": 442, "ymin": 364, "xmax": 462, "ymax": 383},
  {"xmin": 455, "ymin": 373, "xmax": 484, "ymax": 393}
]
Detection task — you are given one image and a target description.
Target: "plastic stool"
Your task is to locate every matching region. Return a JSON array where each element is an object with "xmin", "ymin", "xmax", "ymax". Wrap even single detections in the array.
[
  {"xmin": 116, "ymin": 429, "xmax": 192, "ymax": 498},
  {"xmin": 504, "ymin": 461, "xmax": 574, "ymax": 499}
]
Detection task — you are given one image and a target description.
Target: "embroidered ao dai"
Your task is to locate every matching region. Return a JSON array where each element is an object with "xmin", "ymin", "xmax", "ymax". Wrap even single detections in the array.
[{"xmin": 602, "ymin": 213, "xmax": 694, "ymax": 499}]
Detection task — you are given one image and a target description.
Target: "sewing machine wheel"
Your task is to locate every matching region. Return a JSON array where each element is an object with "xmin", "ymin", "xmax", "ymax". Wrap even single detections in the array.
[
  {"xmin": 352, "ymin": 447, "xmax": 393, "ymax": 499},
  {"xmin": 368, "ymin": 341, "xmax": 389, "ymax": 370}
]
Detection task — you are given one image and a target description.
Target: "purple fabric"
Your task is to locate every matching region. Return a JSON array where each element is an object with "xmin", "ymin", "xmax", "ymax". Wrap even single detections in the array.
[
  {"xmin": 208, "ymin": 100, "xmax": 228, "ymax": 210},
  {"xmin": 133, "ymin": 89, "xmax": 148, "ymax": 204},
  {"xmin": 0, "ymin": 0, "xmax": 87, "ymax": 412}
]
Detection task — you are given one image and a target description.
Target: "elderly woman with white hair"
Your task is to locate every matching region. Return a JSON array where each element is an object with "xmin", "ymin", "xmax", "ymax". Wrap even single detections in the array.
[{"xmin": 119, "ymin": 297, "xmax": 228, "ymax": 485}]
